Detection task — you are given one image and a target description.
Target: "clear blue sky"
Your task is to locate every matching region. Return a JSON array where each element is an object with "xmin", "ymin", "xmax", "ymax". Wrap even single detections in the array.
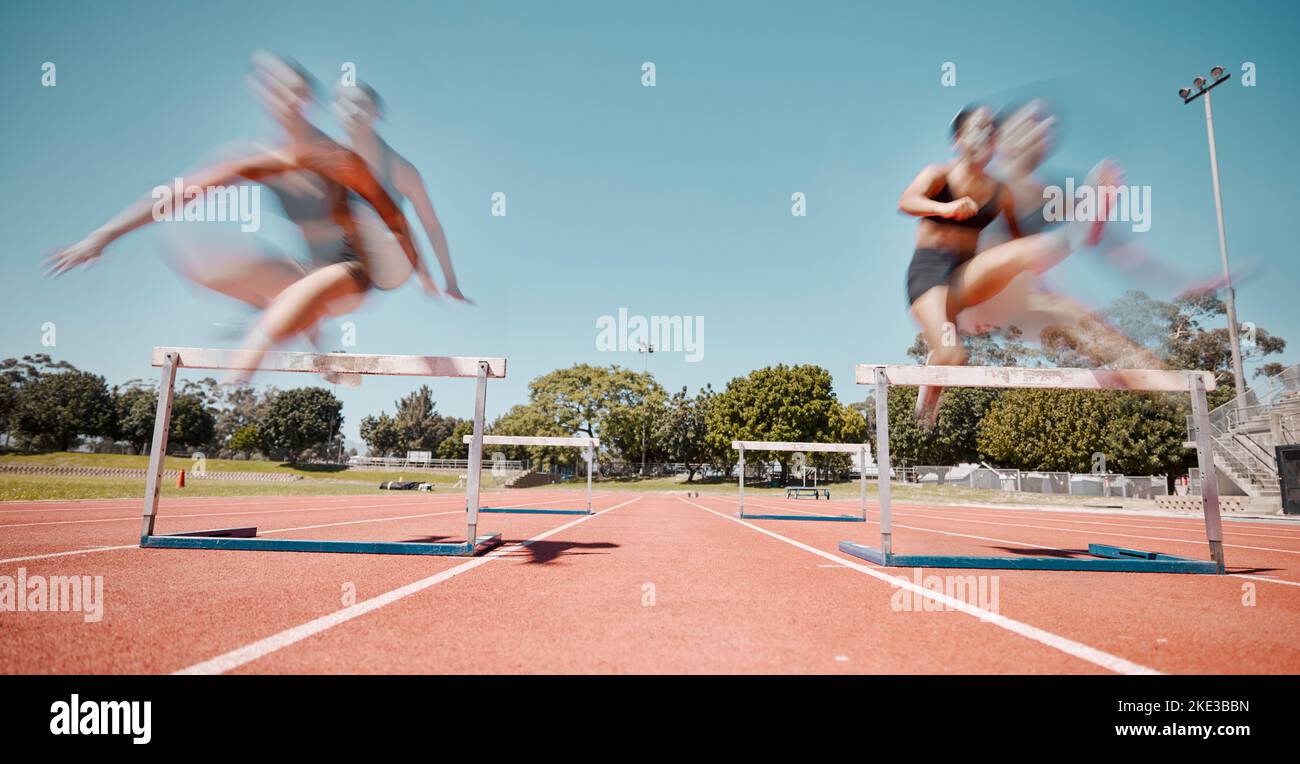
[{"xmin": 2, "ymin": 1, "xmax": 1296, "ymax": 444}]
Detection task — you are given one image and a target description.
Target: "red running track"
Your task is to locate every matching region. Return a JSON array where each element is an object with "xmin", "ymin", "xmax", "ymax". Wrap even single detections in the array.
[{"xmin": 1, "ymin": 490, "xmax": 1298, "ymax": 674}]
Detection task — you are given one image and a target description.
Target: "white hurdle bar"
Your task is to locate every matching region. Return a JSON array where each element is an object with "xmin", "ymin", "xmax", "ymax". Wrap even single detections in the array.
[
  {"xmin": 463, "ymin": 434, "xmax": 601, "ymax": 514},
  {"xmin": 140, "ymin": 346, "xmax": 507, "ymax": 557},
  {"xmin": 732, "ymin": 440, "xmax": 870, "ymax": 522},
  {"xmin": 846, "ymin": 364, "xmax": 1226, "ymax": 574}
]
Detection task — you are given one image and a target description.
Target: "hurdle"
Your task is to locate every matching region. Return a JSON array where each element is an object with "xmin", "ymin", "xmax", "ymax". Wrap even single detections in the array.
[
  {"xmin": 733, "ymin": 440, "xmax": 869, "ymax": 522},
  {"xmin": 462, "ymin": 434, "xmax": 599, "ymax": 514},
  {"xmin": 838, "ymin": 365, "xmax": 1226, "ymax": 574},
  {"xmin": 139, "ymin": 347, "xmax": 507, "ymax": 556}
]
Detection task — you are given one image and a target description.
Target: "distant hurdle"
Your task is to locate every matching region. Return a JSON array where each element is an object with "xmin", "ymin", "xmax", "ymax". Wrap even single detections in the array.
[
  {"xmin": 138, "ymin": 346, "xmax": 507, "ymax": 557},
  {"xmin": 733, "ymin": 440, "xmax": 869, "ymax": 522},
  {"xmin": 463, "ymin": 434, "xmax": 599, "ymax": 515},
  {"xmin": 838, "ymin": 365, "xmax": 1226, "ymax": 574}
]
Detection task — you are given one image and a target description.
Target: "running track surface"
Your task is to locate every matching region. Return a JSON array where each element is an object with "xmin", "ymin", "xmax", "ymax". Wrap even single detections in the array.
[{"xmin": 2, "ymin": 489, "xmax": 1299, "ymax": 674}]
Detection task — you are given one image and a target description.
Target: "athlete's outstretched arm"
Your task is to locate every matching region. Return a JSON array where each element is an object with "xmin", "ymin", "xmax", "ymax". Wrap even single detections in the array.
[
  {"xmin": 44, "ymin": 151, "xmax": 300, "ymax": 276},
  {"xmin": 46, "ymin": 144, "xmax": 423, "ymax": 284},
  {"xmin": 392, "ymin": 158, "xmax": 470, "ymax": 303}
]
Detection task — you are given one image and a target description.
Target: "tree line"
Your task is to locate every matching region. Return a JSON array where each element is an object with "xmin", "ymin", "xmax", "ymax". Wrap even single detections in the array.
[
  {"xmin": 0, "ymin": 355, "xmax": 344, "ymax": 463},
  {"xmin": 0, "ymin": 290, "xmax": 1287, "ymax": 478}
]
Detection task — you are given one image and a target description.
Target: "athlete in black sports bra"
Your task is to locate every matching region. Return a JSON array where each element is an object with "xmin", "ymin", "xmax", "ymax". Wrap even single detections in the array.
[
  {"xmin": 907, "ymin": 178, "xmax": 1011, "ymax": 306},
  {"xmin": 897, "ymin": 104, "xmax": 1122, "ymax": 427}
]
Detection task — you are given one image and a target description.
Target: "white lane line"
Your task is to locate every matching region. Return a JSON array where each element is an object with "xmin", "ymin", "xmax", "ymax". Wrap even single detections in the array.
[
  {"xmin": 0, "ymin": 488, "xmax": 587, "ymax": 515},
  {"xmin": 1232, "ymin": 574, "xmax": 1300, "ymax": 588},
  {"xmin": 0, "ymin": 498, "xmax": 458, "ymax": 529},
  {"xmin": 0, "ymin": 494, "xmax": 611, "ymax": 565},
  {"xmin": 258, "ymin": 492, "xmax": 609, "ymax": 535},
  {"xmin": 736, "ymin": 494, "xmax": 1300, "ymax": 556},
  {"xmin": 0, "ymin": 494, "xmax": 404, "ymax": 514},
  {"xmin": 777, "ymin": 494, "xmax": 1300, "ymax": 538},
  {"xmin": 174, "ymin": 495, "xmax": 642, "ymax": 675},
  {"xmin": 883, "ymin": 504, "xmax": 1300, "ymax": 541},
  {"xmin": 678, "ymin": 497, "xmax": 1159, "ymax": 675},
  {"xmin": 892, "ymin": 507, "xmax": 1300, "ymax": 556},
  {"xmin": 0, "ymin": 545, "xmax": 142, "ymax": 564},
  {"xmin": 0, "ymin": 491, "xmax": 610, "ymax": 529},
  {"xmin": 732, "ymin": 496, "xmax": 1300, "ymax": 589},
  {"xmin": 264, "ymin": 509, "xmax": 462, "ymax": 534},
  {"xmin": 732, "ymin": 497, "xmax": 1060, "ymax": 551}
]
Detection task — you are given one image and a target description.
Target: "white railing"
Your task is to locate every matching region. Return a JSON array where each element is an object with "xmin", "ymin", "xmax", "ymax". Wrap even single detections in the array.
[
  {"xmin": 1183, "ymin": 363, "xmax": 1299, "ymax": 494},
  {"xmin": 912, "ymin": 465, "xmax": 1168, "ymax": 498},
  {"xmin": 1209, "ymin": 362, "xmax": 1300, "ymax": 431},
  {"xmin": 346, "ymin": 456, "xmax": 524, "ymax": 472}
]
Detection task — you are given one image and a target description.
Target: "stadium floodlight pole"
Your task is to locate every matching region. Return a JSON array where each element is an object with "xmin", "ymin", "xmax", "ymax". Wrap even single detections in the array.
[
  {"xmin": 638, "ymin": 341, "xmax": 655, "ymax": 475},
  {"xmin": 328, "ymin": 348, "xmax": 343, "ymax": 464},
  {"xmin": 1180, "ymin": 66, "xmax": 1247, "ymax": 415}
]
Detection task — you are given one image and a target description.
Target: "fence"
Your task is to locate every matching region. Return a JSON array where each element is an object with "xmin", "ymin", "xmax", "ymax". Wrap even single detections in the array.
[
  {"xmin": 346, "ymin": 456, "xmax": 524, "ymax": 473},
  {"xmin": 913, "ymin": 464, "xmax": 1169, "ymax": 498}
]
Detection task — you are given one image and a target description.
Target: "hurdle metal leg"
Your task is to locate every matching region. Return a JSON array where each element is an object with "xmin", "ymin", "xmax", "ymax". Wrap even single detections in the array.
[
  {"xmin": 465, "ymin": 360, "xmax": 489, "ymax": 543},
  {"xmin": 140, "ymin": 349, "xmax": 504, "ymax": 557},
  {"xmin": 140, "ymin": 351, "xmax": 178, "ymax": 539},
  {"xmin": 737, "ymin": 443, "xmax": 746, "ymax": 517},
  {"xmin": 839, "ymin": 365, "xmax": 1224, "ymax": 574},
  {"xmin": 585, "ymin": 444, "xmax": 594, "ymax": 513},
  {"xmin": 1190, "ymin": 376, "xmax": 1227, "ymax": 572},
  {"xmin": 875, "ymin": 374, "xmax": 893, "ymax": 555},
  {"xmin": 859, "ymin": 445, "xmax": 868, "ymax": 521}
]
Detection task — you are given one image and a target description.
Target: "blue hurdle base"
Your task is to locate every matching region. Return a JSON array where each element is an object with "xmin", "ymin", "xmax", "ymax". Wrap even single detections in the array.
[
  {"xmin": 141, "ymin": 527, "xmax": 503, "ymax": 557},
  {"xmin": 740, "ymin": 512, "xmax": 865, "ymax": 522},
  {"xmin": 837, "ymin": 541, "xmax": 1223, "ymax": 574},
  {"xmin": 479, "ymin": 507, "xmax": 591, "ymax": 515}
]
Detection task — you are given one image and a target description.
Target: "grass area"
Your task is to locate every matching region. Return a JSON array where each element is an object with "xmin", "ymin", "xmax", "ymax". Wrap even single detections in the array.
[
  {"xmin": 0, "ymin": 452, "xmax": 1141, "ymax": 508},
  {"xmin": 0, "ymin": 451, "xmax": 489, "ymax": 501},
  {"xmin": 0, "ymin": 474, "xmax": 420, "ymax": 502},
  {"xmin": 2, "ymin": 451, "xmax": 376, "ymax": 478}
]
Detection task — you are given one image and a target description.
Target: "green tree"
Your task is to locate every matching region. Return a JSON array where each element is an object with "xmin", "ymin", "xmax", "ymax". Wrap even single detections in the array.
[
  {"xmin": 528, "ymin": 364, "xmax": 659, "ymax": 440},
  {"xmin": 706, "ymin": 364, "xmax": 860, "ymax": 479},
  {"xmin": 110, "ymin": 385, "xmax": 216, "ymax": 454},
  {"xmin": 113, "ymin": 384, "xmax": 158, "ymax": 454},
  {"xmin": 260, "ymin": 387, "xmax": 342, "ymax": 463},
  {"xmin": 977, "ymin": 389, "xmax": 1190, "ymax": 475},
  {"xmin": 228, "ymin": 424, "xmax": 264, "ymax": 457},
  {"xmin": 359, "ymin": 413, "xmax": 403, "ymax": 457},
  {"xmin": 393, "ymin": 385, "xmax": 458, "ymax": 451},
  {"xmin": 656, "ymin": 386, "xmax": 715, "ymax": 483},
  {"xmin": 601, "ymin": 383, "xmax": 669, "ymax": 469},
  {"xmin": 865, "ymin": 385, "xmax": 1000, "ymax": 467},
  {"xmin": 359, "ymin": 386, "xmax": 463, "ymax": 458},
  {"xmin": 169, "ymin": 393, "xmax": 217, "ymax": 451},
  {"xmin": 811, "ymin": 399, "xmax": 869, "ymax": 478},
  {"xmin": 2, "ymin": 355, "xmax": 79, "ymax": 447},
  {"xmin": 213, "ymin": 385, "xmax": 278, "ymax": 451},
  {"xmin": 486, "ymin": 403, "xmax": 572, "ymax": 469},
  {"xmin": 436, "ymin": 419, "xmax": 476, "ymax": 460},
  {"xmin": 10, "ymin": 369, "xmax": 115, "ymax": 451},
  {"xmin": 1105, "ymin": 289, "xmax": 1287, "ymax": 407}
]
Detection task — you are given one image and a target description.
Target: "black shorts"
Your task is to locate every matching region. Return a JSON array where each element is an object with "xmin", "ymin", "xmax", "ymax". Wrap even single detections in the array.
[
  {"xmin": 906, "ymin": 247, "xmax": 973, "ymax": 305},
  {"xmin": 307, "ymin": 239, "xmax": 374, "ymax": 291}
]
